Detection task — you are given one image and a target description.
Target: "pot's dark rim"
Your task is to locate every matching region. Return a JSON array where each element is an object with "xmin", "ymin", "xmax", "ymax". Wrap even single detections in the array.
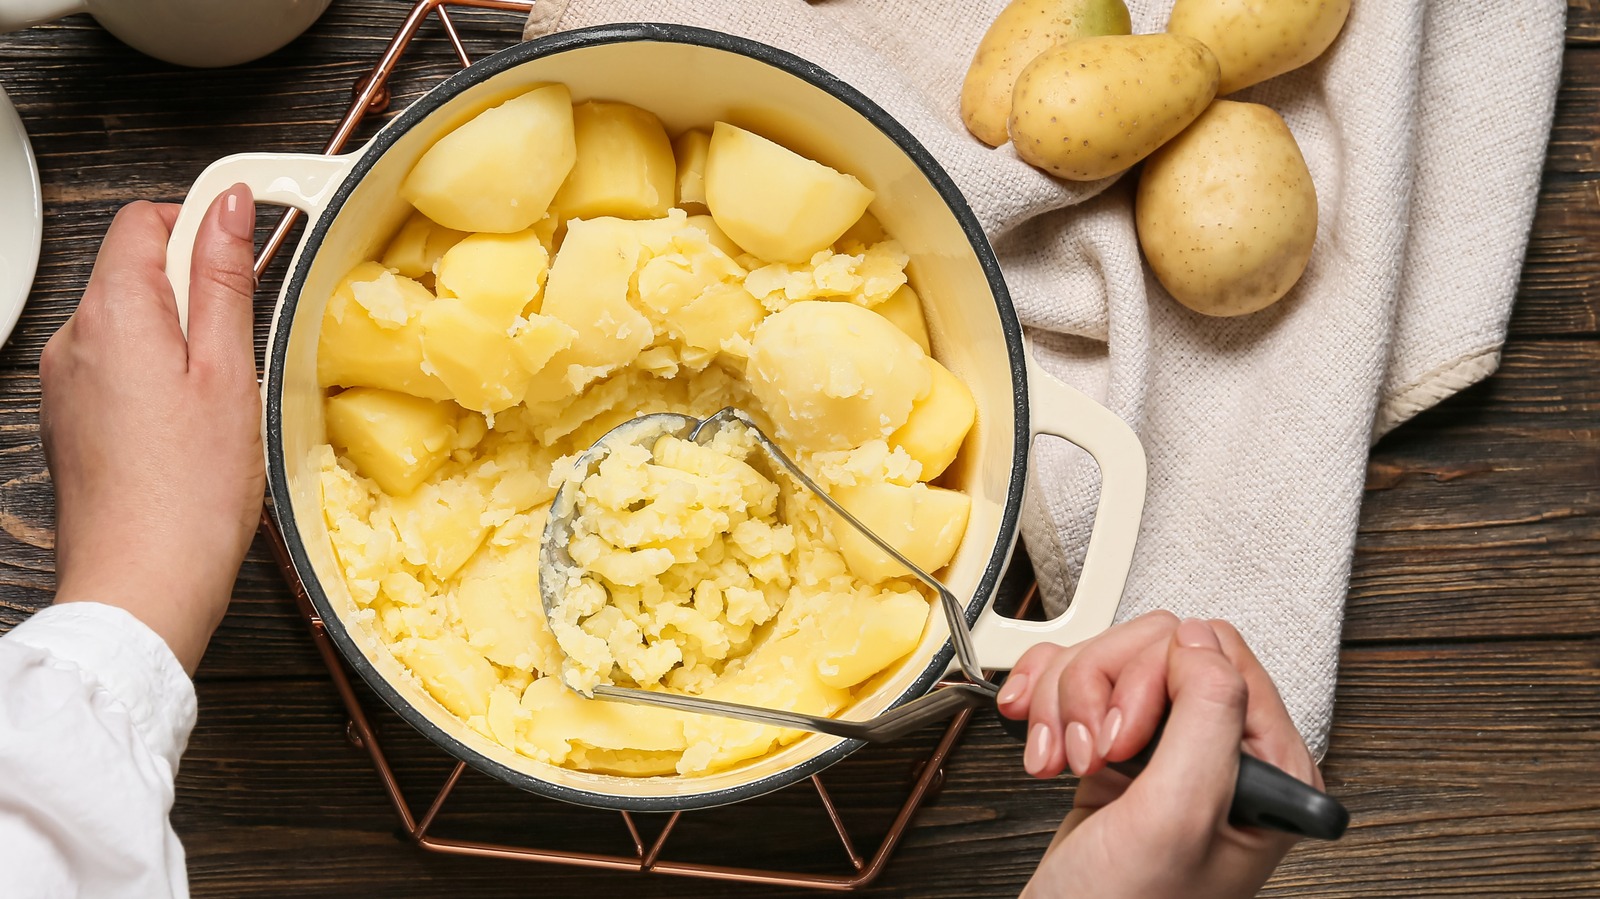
[{"xmin": 266, "ymin": 22, "xmax": 1030, "ymax": 813}]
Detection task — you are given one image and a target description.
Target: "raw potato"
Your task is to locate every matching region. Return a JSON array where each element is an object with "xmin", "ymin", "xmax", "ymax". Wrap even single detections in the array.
[
  {"xmin": 746, "ymin": 301, "xmax": 930, "ymax": 452},
  {"xmin": 324, "ymin": 387, "xmax": 460, "ymax": 496},
  {"xmin": 401, "ymin": 84, "xmax": 577, "ymax": 233},
  {"xmin": 550, "ymin": 100, "xmax": 677, "ymax": 221},
  {"xmin": 673, "ymin": 128, "xmax": 711, "ymax": 210},
  {"xmin": 1009, "ymin": 34, "xmax": 1219, "ymax": 181},
  {"xmin": 890, "ymin": 359, "xmax": 976, "ymax": 481},
  {"xmin": 831, "ymin": 482, "xmax": 972, "ymax": 583},
  {"xmin": 960, "ymin": 0, "xmax": 1132, "ymax": 147},
  {"xmin": 381, "ymin": 211, "xmax": 467, "ymax": 280},
  {"xmin": 705, "ymin": 122, "xmax": 874, "ymax": 263},
  {"xmin": 1136, "ymin": 100, "xmax": 1317, "ymax": 317},
  {"xmin": 1168, "ymin": 0, "xmax": 1351, "ymax": 96}
]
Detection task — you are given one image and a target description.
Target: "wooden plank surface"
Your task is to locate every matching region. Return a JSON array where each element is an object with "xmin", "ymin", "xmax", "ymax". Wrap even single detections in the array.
[{"xmin": 0, "ymin": 2, "xmax": 1596, "ymax": 897}]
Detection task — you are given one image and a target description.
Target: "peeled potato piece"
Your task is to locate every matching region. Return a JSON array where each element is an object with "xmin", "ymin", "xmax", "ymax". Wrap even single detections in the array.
[
  {"xmin": 550, "ymin": 100, "xmax": 676, "ymax": 221},
  {"xmin": 401, "ymin": 84, "xmax": 577, "ymax": 233},
  {"xmin": 817, "ymin": 588, "xmax": 929, "ymax": 688},
  {"xmin": 317, "ymin": 262, "xmax": 450, "ymax": 401},
  {"xmin": 872, "ymin": 284, "xmax": 932, "ymax": 354},
  {"xmin": 395, "ymin": 631, "xmax": 498, "ymax": 720},
  {"xmin": 747, "ymin": 301, "xmax": 930, "ymax": 451},
  {"xmin": 673, "ymin": 128, "xmax": 711, "ymax": 210},
  {"xmin": 381, "ymin": 211, "xmax": 467, "ymax": 280},
  {"xmin": 420, "ymin": 299, "xmax": 535, "ymax": 415},
  {"xmin": 434, "ymin": 229, "xmax": 550, "ymax": 326},
  {"xmin": 704, "ymin": 122, "xmax": 874, "ymax": 263},
  {"xmin": 831, "ymin": 481, "xmax": 972, "ymax": 583},
  {"xmin": 684, "ymin": 214, "xmax": 743, "ymax": 259},
  {"xmin": 520, "ymin": 217, "xmax": 655, "ymax": 404},
  {"xmin": 324, "ymin": 387, "xmax": 460, "ymax": 496},
  {"xmin": 890, "ymin": 358, "xmax": 976, "ymax": 481}
]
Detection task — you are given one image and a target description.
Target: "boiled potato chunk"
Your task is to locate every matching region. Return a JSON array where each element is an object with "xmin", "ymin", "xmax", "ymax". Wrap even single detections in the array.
[
  {"xmin": 521, "ymin": 217, "xmax": 654, "ymax": 403},
  {"xmin": 1168, "ymin": 0, "xmax": 1351, "ymax": 96},
  {"xmin": 960, "ymin": 0, "xmax": 1132, "ymax": 146},
  {"xmin": 394, "ymin": 631, "xmax": 497, "ymax": 719},
  {"xmin": 511, "ymin": 313, "xmax": 578, "ymax": 377},
  {"xmin": 381, "ymin": 211, "xmax": 467, "ymax": 279},
  {"xmin": 419, "ymin": 299, "xmax": 527, "ymax": 414},
  {"xmin": 518, "ymin": 676, "xmax": 687, "ymax": 766},
  {"xmin": 453, "ymin": 517, "xmax": 561, "ymax": 672},
  {"xmin": 684, "ymin": 214, "xmax": 743, "ymax": 259},
  {"xmin": 1135, "ymin": 100, "xmax": 1317, "ymax": 316},
  {"xmin": 747, "ymin": 301, "xmax": 930, "ymax": 451},
  {"xmin": 550, "ymin": 100, "xmax": 676, "ymax": 221},
  {"xmin": 835, "ymin": 210, "xmax": 887, "ymax": 250},
  {"xmin": 318, "ymin": 262, "xmax": 451, "ymax": 400},
  {"xmin": 890, "ymin": 359, "xmax": 976, "ymax": 480},
  {"xmin": 1010, "ymin": 34, "xmax": 1219, "ymax": 181},
  {"xmin": 401, "ymin": 84, "xmax": 577, "ymax": 233},
  {"xmin": 390, "ymin": 474, "xmax": 493, "ymax": 581},
  {"xmin": 324, "ymin": 387, "xmax": 460, "ymax": 496},
  {"xmin": 673, "ymin": 128, "xmax": 711, "ymax": 210},
  {"xmin": 434, "ymin": 229, "xmax": 550, "ymax": 325},
  {"xmin": 667, "ymin": 282, "xmax": 764, "ymax": 359},
  {"xmin": 817, "ymin": 588, "xmax": 929, "ymax": 688},
  {"xmin": 705, "ymin": 123, "xmax": 874, "ymax": 263},
  {"xmin": 873, "ymin": 284, "xmax": 931, "ymax": 354},
  {"xmin": 678, "ymin": 632, "xmax": 849, "ymax": 773},
  {"xmin": 831, "ymin": 482, "xmax": 971, "ymax": 583}
]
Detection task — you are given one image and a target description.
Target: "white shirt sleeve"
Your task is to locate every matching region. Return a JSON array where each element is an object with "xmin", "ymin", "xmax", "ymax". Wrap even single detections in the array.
[{"xmin": 0, "ymin": 602, "xmax": 196, "ymax": 899}]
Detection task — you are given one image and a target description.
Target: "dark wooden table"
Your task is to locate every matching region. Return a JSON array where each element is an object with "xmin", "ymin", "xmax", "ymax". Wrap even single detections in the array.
[{"xmin": 1, "ymin": 3, "xmax": 1595, "ymax": 896}]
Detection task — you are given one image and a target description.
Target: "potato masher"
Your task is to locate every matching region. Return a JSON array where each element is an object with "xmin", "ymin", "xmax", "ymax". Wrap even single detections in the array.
[{"xmin": 538, "ymin": 406, "xmax": 1350, "ymax": 840}]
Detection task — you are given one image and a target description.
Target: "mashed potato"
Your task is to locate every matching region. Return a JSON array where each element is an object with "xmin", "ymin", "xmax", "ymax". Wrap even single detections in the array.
[{"xmin": 316, "ymin": 87, "xmax": 978, "ymax": 777}]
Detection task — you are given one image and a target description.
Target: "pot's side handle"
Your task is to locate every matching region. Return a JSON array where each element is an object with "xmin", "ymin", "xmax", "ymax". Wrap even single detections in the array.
[
  {"xmin": 972, "ymin": 353, "xmax": 1147, "ymax": 669},
  {"xmin": 165, "ymin": 152, "xmax": 355, "ymax": 338}
]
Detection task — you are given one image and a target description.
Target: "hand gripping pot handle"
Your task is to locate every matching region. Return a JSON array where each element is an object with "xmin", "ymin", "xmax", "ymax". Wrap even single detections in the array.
[
  {"xmin": 165, "ymin": 151, "xmax": 356, "ymax": 337},
  {"xmin": 972, "ymin": 353, "xmax": 1146, "ymax": 669}
]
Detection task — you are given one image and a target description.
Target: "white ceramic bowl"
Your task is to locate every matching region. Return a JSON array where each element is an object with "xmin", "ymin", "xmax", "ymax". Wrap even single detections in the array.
[{"xmin": 165, "ymin": 24, "xmax": 1146, "ymax": 811}]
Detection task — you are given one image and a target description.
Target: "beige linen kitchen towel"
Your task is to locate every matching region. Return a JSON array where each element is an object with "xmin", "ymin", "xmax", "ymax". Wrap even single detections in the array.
[{"xmin": 527, "ymin": 1, "xmax": 1565, "ymax": 756}]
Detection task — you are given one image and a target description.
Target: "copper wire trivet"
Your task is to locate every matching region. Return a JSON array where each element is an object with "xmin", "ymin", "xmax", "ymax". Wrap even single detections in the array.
[{"xmin": 248, "ymin": 1, "xmax": 1033, "ymax": 889}]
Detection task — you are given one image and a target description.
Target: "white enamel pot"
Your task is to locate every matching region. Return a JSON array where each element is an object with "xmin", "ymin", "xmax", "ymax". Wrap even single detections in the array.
[{"xmin": 164, "ymin": 24, "xmax": 1147, "ymax": 811}]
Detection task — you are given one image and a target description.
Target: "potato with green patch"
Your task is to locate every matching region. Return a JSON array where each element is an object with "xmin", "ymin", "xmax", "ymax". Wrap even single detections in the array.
[
  {"xmin": 1167, "ymin": 0, "xmax": 1352, "ymax": 96},
  {"xmin": 1135, "ymin": 100, "xmax": 1317, "ymax": 317},
  {"xmin": 960, "ymin": 0, "xmax": 1132, "ymax": 147},
  {"xmin": 1008, "ymin": 34, "xmax": 1219, "ymax": 181}
]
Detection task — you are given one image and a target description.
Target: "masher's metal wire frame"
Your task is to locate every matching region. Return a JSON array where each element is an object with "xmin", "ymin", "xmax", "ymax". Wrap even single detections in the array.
[{"xmin": 251, "ymin": 1, "xmax": 1034, "ymax": 889}]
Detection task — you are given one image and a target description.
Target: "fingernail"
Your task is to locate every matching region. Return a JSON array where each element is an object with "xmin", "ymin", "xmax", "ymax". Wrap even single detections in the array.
[
  {"xmin": 1096, "ymin": 707, "xmax": 1122, "ymax": 758},
  {"xmin": 219, "ymin": 183, "xmax": 256, "ymax": 242},
  {"xmin": 997, "ymin": 671, "xmax": 1028, "ymax": 705},
  {"xmin": 1024, "ymin": 723, "xmax": 1054, "ymax": 776},
  {"xmin": 1065, "ymin": 721, "xmax": 1094, "ymax": 775},
  {"xmin": 1176, "ymin": 617, "xmax": 1220, "ymax": 650}
]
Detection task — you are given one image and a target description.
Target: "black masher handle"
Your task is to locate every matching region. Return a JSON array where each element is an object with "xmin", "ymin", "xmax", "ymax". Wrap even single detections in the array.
[{"xmin": 989, "ymin": 675, "xmax": 1348, "ymax": 840}]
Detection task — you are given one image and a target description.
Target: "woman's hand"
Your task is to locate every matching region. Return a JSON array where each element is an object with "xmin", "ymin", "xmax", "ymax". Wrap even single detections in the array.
[
  {"xmin": 40, "ymin": 187, "xmax": 263, "ymax": 674},
  {"xmin": 998, "ymin": 612, "xmax": 1321, "ymax": 899}
]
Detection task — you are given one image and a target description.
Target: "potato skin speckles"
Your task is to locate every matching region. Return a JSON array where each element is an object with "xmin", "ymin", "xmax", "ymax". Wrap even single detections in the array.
[
  {"xmin": 1008, "ymin": 33, "xmax": 1219, "ymax": 181},
  {"xmin": 1167, "ymin": 0, "xmax": 1352, "ymax": 95},
  {"xmin": 959, "ymin": 0, "xmax": 1132, "ymax": 147},
  {"xmin": 1135, "ymin": 100, "xmax": 1317, "ymax": 317}
]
